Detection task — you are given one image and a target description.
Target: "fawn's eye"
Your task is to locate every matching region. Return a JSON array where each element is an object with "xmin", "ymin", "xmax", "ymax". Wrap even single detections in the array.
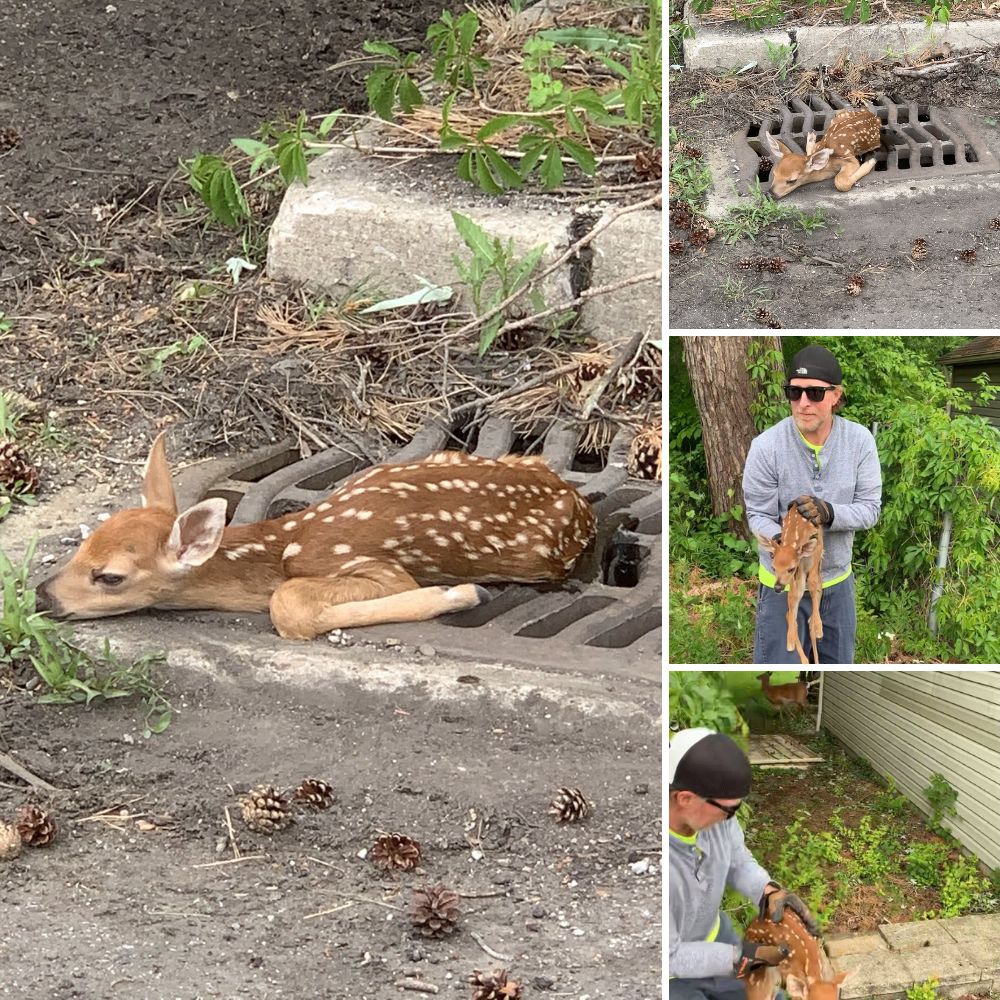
[{"xmin": 93, "ymin": 572, "xmax": 125, "ymax": 587}]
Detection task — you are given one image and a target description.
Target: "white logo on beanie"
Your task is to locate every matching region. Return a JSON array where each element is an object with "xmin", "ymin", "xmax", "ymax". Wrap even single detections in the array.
[{"xmin": 796, "ymin": 367, "xmax": 808, "ymax": 375}]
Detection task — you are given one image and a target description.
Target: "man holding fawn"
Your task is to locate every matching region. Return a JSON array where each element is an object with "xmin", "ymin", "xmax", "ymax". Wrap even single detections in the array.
[
  {"xmin": 743, "ymin": 345, "xmax": 881, "ymax": 665},
  {"xmin": 668, "ymin": 728, "xmax": 819, "ymax": 1000}
]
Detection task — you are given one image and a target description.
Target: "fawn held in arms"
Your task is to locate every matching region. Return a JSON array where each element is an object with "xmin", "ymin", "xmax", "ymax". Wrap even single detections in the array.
[
  {"xmin": 35, "ymin": 432, "xmax": 597, "ymax": 640},
  {"xmin": 744, "ymin": 909, "xmax": 851, "ymax": 1000},
  {"xmin": 756, "ymin": 503, "xmax": 823, "ymax": 665}
]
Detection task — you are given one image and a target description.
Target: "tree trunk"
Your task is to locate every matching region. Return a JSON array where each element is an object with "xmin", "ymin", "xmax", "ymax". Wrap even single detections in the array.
[{"xmin": 682, "ymin": 336, "xmax": 778, "ymax": 540}]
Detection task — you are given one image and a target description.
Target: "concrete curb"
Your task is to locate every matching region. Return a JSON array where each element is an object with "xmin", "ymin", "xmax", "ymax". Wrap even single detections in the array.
[
  {"xmin": 266, "ymin": 142, "xmax": 662, "ymax": 344},
  {"xmin": 826, "ymin": 910, "xmax": 1000, "ymax": 999},
  {"xmin": 682, "ymin": 7, "xmax": 1000, "ymax": 69}
]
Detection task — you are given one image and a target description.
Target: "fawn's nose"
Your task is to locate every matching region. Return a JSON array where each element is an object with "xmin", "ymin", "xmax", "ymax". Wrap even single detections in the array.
[
  {"xmin": 774, "ymin": 584, "xmax": 786, "ymax": 594},
  {"xmin": 34, "ymin": 580, "xmax": 62, "ymax": 616}
]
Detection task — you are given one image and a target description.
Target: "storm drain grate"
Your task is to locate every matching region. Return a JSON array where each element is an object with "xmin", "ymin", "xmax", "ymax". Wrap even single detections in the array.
[
  {"xmin": 734, "ymin": 92, "xmax": 999, "ymax": 196},
  {"xmin": 173, "ymin": 415, "xmax": 660, "ymax": 679}
]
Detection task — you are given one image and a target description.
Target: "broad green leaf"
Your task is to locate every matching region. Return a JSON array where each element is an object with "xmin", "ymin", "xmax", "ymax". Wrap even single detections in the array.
[
  {"xmin": 474, "ymin": 150, "xmax": 505, "ymax": 194},
  {"xmin": 232, "ymin": 138, "xmax": 270, "ymax": 158},
  {"xmin": 539, "ymin": 144, "xmax": 564, "ymax": 189},
  {"xmin": 481, "ymin": 146, "xmax": 522, "ymax": 189},
  {"xmin": 451, "ymin": 211, "xmax": 496, "ymax": 264},
  {"xmin": 560, "ymin": 137, "xmax": 596, "ymax": 175}
]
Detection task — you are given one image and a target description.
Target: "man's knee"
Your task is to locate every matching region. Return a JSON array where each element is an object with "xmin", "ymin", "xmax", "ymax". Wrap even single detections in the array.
[{"xmin": 669, "ymin": 977, "xmax": 746, "ymax": 1000}]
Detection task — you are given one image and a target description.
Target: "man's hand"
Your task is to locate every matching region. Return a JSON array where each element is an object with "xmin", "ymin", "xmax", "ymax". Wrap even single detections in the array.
[
  {"xmin": 735, "ymin": 940, "xmax": 790, "ymax": 978},
  {"xmin": 760, "ymin": 884, "xmax": 820, "ymax": 937},
  {"xmin": 792, "ymin": 495, "xmax": 833, "ymax": 527}
]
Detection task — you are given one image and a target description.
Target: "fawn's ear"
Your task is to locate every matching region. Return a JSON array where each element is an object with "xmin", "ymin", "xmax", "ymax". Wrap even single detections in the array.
[
  {"xmin": 785, "ymin": 974, "xmax": 809, "ymax": 999},
  {"xmin": 805, "ymin": 131, "xmax": 819, "ymax": 154},
  {"xmin": 806, "ymin": 147, "xmax": 834, "ymax": 171},
  {"xmin": 142, "ymin": 430, "xmax": 178, "ymax": 515},
  {"xmin": 763, "ymin": 132, "xmax": 795, "ymax": 159},
  {"xmin": 756, "ymin": 533, "xmax": 777, "ymax": 554},
  {"xmin": 799, "ymin": 537, "xmax": 819, "ymax": 557},
  {"xmin": 167, "ymin": 498, "xmax": 228, "ymax": 567}
]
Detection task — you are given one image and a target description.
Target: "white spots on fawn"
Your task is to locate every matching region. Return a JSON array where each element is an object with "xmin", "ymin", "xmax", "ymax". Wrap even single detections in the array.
[
  {"xmin": 553, "ymin": 498, "xmax": 566, "ymax": 511},
  {"xmin": 420, "ymin": 512, "xmax": 435, "ymax": 521},
  {"xmin": 486, "ymin": 535, "xmax": 505, "ymax": 549},
  {"xmin": 389, "ymin": 481, "xmax": 418, "ymax": 492},
  {"xmin": 433, "ymin": 535, "xmax": 449, "ymax": 548},
  {"xmin": 394, "ymin": 516, "xmax": 409, "ymax": 528},
  {"xmin": 533, "ymin": 543, "xmax": 551, "ymax": 558},
  {"xmin": 469, "ymin": 519, "xmax": 482, "ymax": 531},
  {"xmin": 339, "ymin": 555, "xmax": 374, "ymax": 572},
  {"xmin": 341, "ymin": 508, "xmax": 356, "ymax": 518},
  {"xmin": 382, "ymin": 538, "xmax": 400, "ymax": 550},
  {"xmin": 283, "ymin": 520, "xmax": 298, "ymax": 532},
  {"xmin": 454, "ymin": 511, "xmax": 467, "ymax": 523},
  {"xmin": 264, "ymin": 534, "xmax": 277, "ymax": 542},
  {"xmin": 495, "ymin": 513, "xmax": 510, "ymax": 523},
  {"xmin": 302, "ymin": 511, "xmax": 316, "ymax": 521},
  {"xmin": 282, "ymin": 542, "xmax": 303, "ymax": 560},
  {"xmin": 317, "ymin": 502, "xmax": 332, "ymax": 512},
  {"xmin": 333, "ymin": 543, "xmax": 352, "ymax": 555},
  {"xmin": 439, "ymin": 510, "xmax": 452, "ymax": 522},
  {"xmin": 450, "ymin": 531, "xmax": 465, "ymax": 543},
  {"xmin": 321, "ymin": 515, "xmax": 335, "ymax": 523},
  {"xmin": 356, "ymin": 510, "xmax": 373, "ymax": 521},
  {"xmin": 514, "ymin": 532, "xmax": 530, "ymax": 545},
  {"xmin": 526, "ymin": 516, "xmax": 539, "ymax": 525}
]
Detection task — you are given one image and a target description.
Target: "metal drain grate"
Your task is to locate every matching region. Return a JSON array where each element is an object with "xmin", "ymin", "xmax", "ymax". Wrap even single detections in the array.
[
  {"xmin": 734, "ymin": 92, "xmax": 999, "ymax": 196},
  {"xmin": 178, "ymin": 416, "xmax": 661, "ymax": 679}
]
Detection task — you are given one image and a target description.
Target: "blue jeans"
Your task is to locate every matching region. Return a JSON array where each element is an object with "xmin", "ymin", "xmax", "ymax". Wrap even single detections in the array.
[
  {"xmin": 669, "ymin": 915, "xmax": 788, "ymax": 1000},
  {"xmin": 752, "ymin": 573, "xmax": 856, "ymax": 665}
]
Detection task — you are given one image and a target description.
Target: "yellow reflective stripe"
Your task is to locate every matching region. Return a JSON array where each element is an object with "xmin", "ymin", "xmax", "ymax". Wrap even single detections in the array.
[
  {"xmin": 758, "ymin": 565, "xmax": 851, "ymax": 590},
  {"xmin": 705, "ymin": 914, "xmax": 721, "ymax": 942}
]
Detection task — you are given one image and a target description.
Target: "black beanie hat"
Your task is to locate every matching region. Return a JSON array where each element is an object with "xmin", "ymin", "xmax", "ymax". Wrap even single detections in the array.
[
  {"xmin": 668, "ymin": 729, "xmax": 752, "ymax": 799},
  {"xmin": 789, "ymin": 345, "xmax": 842, "ymax": 386}
]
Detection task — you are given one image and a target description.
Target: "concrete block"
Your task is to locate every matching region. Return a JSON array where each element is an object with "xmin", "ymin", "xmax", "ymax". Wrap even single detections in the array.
[
  {"xmin": 880, "ymin": 919, "xmax": 952, "ymax": 951},
  {"xmin": 940, "ymin": 913, "xmax": 1000, "ymax": 941},
  {"xmin": 586, "ymin": 207, "xmax": 662, "ymax": 338},
  {"xmin": 683, "ymin": 24, "xmax": 790, "ymax": 70},
  {"xmin": 827, "ymin": 932, "xmax": 888, "ymax": 958},
  {"xmin": 899, "ymin": 940, "xmax": 979, "ymax": 991},
  {"xmin": 793, "ymin": 18, "xmax": 1000, "ymax": 66},
  {"xmin": 955, "ymin": 934, "xmax": 1000, "ymax": 979},
  {"xmin": 267, "ymin": 145, "xmax": 655, "ymax": 344},
  {"xmin": 836, "ymin": 949, "xmax": 910, "ymax": 1000}
]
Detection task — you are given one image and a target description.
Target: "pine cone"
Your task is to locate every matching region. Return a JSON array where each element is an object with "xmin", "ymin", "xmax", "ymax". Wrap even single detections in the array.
[
  {"xmin": 845, "ymin": 274, "xmax": 865, "ymax": 297},
  {"xmin": 14, "ymin": 804, "xmax": 57, "ymax": 847},
  {"xmin": 576, "ymin": 359, "xmax": 606, "ymax": 383},
  {"xmin": 410, "ymin": 883, "xmax": 461, "ymax": 939},
  {"xmin": 0, "ymin": 126, "xmax": 21, "ymax": 152},
  {"xmin": 239, "ymin": 785, "xmax": 293, "ymax": 834},
  {"xmin": 469, "ymin": 968, "xmax": 523, "ymax": 999},
  {"xmin": 670, "ymin": 205, "xmax": 693, "ymax": 230},
  {"xmin": 758, "ymin": 155, "xmax": 773, "ymax": 174},
  {"xmin": 669, "ymin": 239, "xmax": 686, "ymax": 255},
  {"xmin": 959, "ymin": 248, "xmax": 977, "ymax": 263},
  {"xmin": 737, "ymin": 257, "xmax": 756, "ymax": 270},
  {"xmin": 766, "ymin": 257, "xmax": 787, "ymax": 273},
  {"xmin": 0, "ymin": 440, "xmax": 40, "ymax": 494},
  {"xmin": 910, "ymin": 237, "xmax": 928, "ymax": 261},
  {"xmin": 675, "ymin": 142, "xmax": 703, "ymax": 159},
  {"xmin": 628, "ymin": 426, "xmax": 662, "ymax": 481},
  {"xmin": 291, "ymin": 777, "xmax": 334, "ymax": 811},
  {"xmin": 755, "ymin": 307, "xmax": 782, "ymax": 329},
  {"xmin": 633, "ymin": 148, "xmax": 661, "ymax": 181},
  {"xmin": 548, "ymin": 787, "xmax": 591, "ymax": 823},
  {"xmin": 0, "ymin": 821, "xmax": 22, "ymax": 861},
  {"xmin": 990, "ymin": 217, "xmax": 1000, "ymax": 230},
  {"xmin": 688, "ymin": 230, "xmax": 710, "ymax": 249},
  {"xmin": 371, "ymin": 832, "xmax": 422, "ymax": 872}
]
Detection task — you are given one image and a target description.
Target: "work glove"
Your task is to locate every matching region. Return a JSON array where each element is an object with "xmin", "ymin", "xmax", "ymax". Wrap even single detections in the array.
[
  {"xmin": 791, "ymin": 494, "xmax": 833, "ymax": 528},
  {"xmin": 735, "ymin": 939, "xmax": 790, "ymax": 978},
  {"xmin": 760, "ymin": 884, "xmax": 820, "ymax": 937}
]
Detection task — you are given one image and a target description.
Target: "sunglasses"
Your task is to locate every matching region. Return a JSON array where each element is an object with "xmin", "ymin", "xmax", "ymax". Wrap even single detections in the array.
[
  {"xmin": 784, "ymin": 384, "xmax": 838, "ymax": 402},
  {"xmin": 703, "ymin": 796, "xmax": 742, "ymax": 818}
]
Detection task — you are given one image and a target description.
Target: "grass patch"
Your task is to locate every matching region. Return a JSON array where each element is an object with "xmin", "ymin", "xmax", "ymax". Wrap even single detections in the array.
[
  {"xmin": 1, "ymin": 542, "xmax": 172, "ymax": 736},
  {"xmin": 669, "ymin": 127, "xmax": 712, "ymax": 208},
  {"xmin": 716, "ymin": 182, "xmax": 827, "ymax": 243}
]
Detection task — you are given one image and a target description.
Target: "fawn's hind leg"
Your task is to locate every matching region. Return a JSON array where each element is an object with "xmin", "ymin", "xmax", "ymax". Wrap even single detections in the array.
[{"xmin": 834, "ymin": 155, "xmax": 876, "ymax": 192}]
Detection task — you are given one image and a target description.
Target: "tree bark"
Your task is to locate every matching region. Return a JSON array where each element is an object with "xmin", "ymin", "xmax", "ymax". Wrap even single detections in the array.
[{"xmin": 682, "ymin": 336, "xmax": 777, "ymax": 540}]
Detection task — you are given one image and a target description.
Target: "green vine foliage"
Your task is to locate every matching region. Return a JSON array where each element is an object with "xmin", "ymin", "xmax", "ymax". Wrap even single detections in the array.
[{"xmin": 668, "ymin": 671, "xmax": 749, "ymax": 739}]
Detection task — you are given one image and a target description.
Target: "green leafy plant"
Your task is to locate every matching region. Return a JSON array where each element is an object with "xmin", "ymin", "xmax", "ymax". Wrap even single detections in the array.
[
  {"xmin": 144, "ymin": 333, "xmax": 209, "ymax": 375},
  {"xmin": 923, "ymin": 773, "xmax": 959, "ymax": 836},
  {"xmin": 426, "ymin": 10, "xmax": 488, "ymax": 91},
  {"xmin": 669, "ymin": 128, "xmax": 713, "ymax": 208},
  {"xmin": 364, "ymin": 40, "xmax": 424, "ymax": 120},
  {"xmin": 906, "ymin": 979, "xmax": 940, "ymax": 1000},
  {"xmin": 522, "ymin": 36, "xmax": 567, "ymax": 109},
  {"xmin": 450, "ymin": 211, "xmax": 546, "ymax": 355},
  {"xmin": 732, "ymin": 0, "xmax": 785, "ymax": 28},
  {"xmin": 716, "ymin": 182, "xmax": 828, "ymax": 242},
  {"xmin": 1, "ymin": 543, "xmax": 171, "ymax": 735},
  {"xmin": 183, "ymin": 111, "xmax": 339, "ymax": 229},
  {"xmin": 667, "ymin": 670, "xmax": 749, "ymax": 737},
  {"xmin": 831, "ymin": 813, "xmax": 901, "ymax": 883},
  {"xmin": 906, "ymin": 841, "xmax": 951, "ymax": 888},
  {"xmin": 764, "ymin": 40, "xmax": 794, "ymax": 80},
  {"xmin": 937, "ymin": 855, "xmax": 996, "ymax": 917},
  {"xmin": 0, "ymin": 312, "xmax": 12, "ymax": 336}
]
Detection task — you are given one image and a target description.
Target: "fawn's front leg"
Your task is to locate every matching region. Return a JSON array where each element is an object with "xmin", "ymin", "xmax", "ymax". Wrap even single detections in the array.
[
  {"xmin": 269, "ymin": 560, "xmax": 489, "ymax": 639},
  {"xmin": 745, "ymin": 963, "xmax": 781, "ymax": 1000},
  {"xmin": 834, "ymin": 155, "xmax": 876, "ymax": 192}
]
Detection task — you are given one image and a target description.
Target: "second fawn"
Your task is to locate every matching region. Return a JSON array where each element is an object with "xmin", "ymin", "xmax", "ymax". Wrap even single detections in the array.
[
  {"xmin": 35, "ymin": 432, "xmax": 597, "ymax": 640},
  {"xmin": 756, "ymin": 671, "xmax": 810, "ymax": 709},
  {"xmin": 744, "ymin": 910, "xmax": 851, "ymax": 1000},
  {"xmin": 756, "ymin": 504, "xmax": 823, "ymax": 665},
  {"xmin": 764, "ymin": 109, "xmax": 881, "ymax": 199}
]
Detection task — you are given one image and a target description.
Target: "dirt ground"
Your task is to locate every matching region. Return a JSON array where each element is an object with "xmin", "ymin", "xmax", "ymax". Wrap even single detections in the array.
[
  {"xmin": 0, "ymin": 2, "xmax": 662, "ymax": 996},
  {"xmin": 668, "ymin": 53, "xmax": 1000, "ymax": 329}
]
